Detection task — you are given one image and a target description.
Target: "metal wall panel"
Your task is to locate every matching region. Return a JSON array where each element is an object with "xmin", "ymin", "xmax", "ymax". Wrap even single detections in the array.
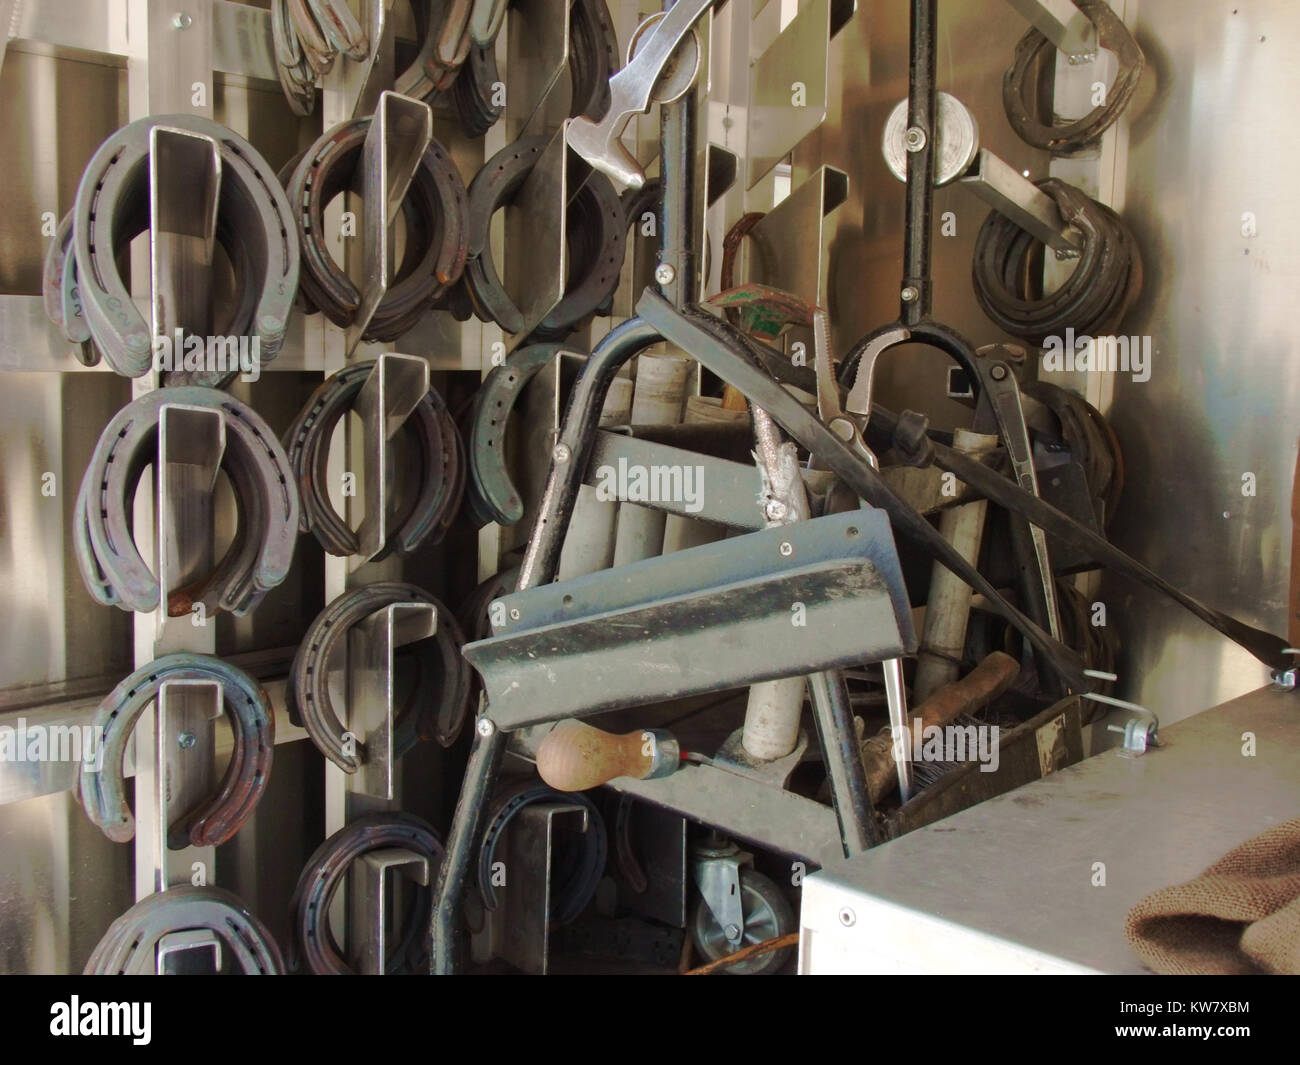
[{"xmin": 1099, "ymin": 1, "xmax": 1299, "ymax": 723}]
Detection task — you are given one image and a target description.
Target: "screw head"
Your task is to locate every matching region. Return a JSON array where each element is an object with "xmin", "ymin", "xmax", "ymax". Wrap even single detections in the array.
[
  {"xmin": 838, "ymin": 907, "xmax": 856, "ymax": 927},
  {"xmin": 904, "ymin": 126, "xmax": 926, "ymax": 152},
  {"xmin": 765, "ymin": 500, "xmax": 788, "ymax": 521},
  {"xmin": 900, "ymin": 285, "xmax": 919, "ymax": 303},
  {"xmin": 724, "ymin": 924, "xmax": 742, "ymax": 941},
  {"xmin": 552, "ymin": 443, "xmax": 572, "ymax": 463},
  {"xmin": 654, "ymin": 262, "xmax": 676, "ymax": 286},
  {"xmin": 779, "ymin": 541, "xmax": 793, "ymax": 557},
  {"xmin": 476, "ymin": 717, "xmax": 495, "ymax": 737},
  {"xmin": 508, "ymin": 607, "xmax": 521, "ymax": 621},
  {"xmin": 172, "ymin": 11, "xmax": 192, "ymax": 29},
  {"xmin": 990, "ymin": 364, "xmax": 1008, "ymax": 380},
  {"xmin": 177, "ymin": 732, "xmax": 197, "ymax": 749}
]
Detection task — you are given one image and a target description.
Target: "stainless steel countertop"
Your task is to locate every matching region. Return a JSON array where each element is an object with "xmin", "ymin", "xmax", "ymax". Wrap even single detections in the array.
[{"xmin": 799, "ymin": 685, "xmax": 1300, "ymax": 974}]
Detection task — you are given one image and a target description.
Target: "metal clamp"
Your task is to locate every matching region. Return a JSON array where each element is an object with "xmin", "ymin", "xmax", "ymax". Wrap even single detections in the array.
[
  {"xmin": 283, "ymin": 357, "xmax": 464, "ymax": 560},
  {"xmin": 289, "ymin": 812, "xmax": 444, "ymax": 975},
  {"xmin": 67, "ymin": 114, "xmax": 297, "ymax": 383},
  {"xmin": 477, "ymin": 780, "xmax": 606, "ymax": 923},
  {"xmin": 74, "ymin": 386, "xmax": 299, "ymax": 617},
  {"xmin": 285, "ymin": 106, "xmax": 469, "ymax": 348},
  {"xmin": 85, "ymin": 885, "xmax": 284, "ymax": 975},
  {"xmin": 74, "ymin": 654, "xmax": 274, "ymax": 849},
  {"xmin": 288, "ymin": 582, "xmax": 472, "ymax": 771}
]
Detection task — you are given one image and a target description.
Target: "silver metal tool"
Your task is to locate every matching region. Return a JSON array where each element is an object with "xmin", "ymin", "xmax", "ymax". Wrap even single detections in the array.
[
  {"xmin": 811, "ymin": 310, "xmax": 915, "ymax": 801},
  {"xmin": 972, "ymin": 344, "xmax": 1062, "ymax": 640},
  {"xmin": 566, "ymin": 0, "xmax": 711, "ymax": 188}
]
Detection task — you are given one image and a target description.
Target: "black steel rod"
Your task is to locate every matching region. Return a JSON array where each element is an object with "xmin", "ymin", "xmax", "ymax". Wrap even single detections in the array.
[
  {"xmin": 429, "ymin": 318, "xmax": 663, "ymax": 974},
  {"xmin": 902, "ymin": 0, "xmax": 938, "ymax": 324},
  {"xmin": 429, "ymin": 725, "xmax": 505, "ymax": 974},
  {"xmin": 808, "ymin": 671, "xmax": 879, "ymax": 854},
  {"xmin": 518, "ymin": 317, "xmax": 665, "ymax": 589},
  {"xmin": 658, "ymin": 90, "xmax": 698, "ymax": 308}
]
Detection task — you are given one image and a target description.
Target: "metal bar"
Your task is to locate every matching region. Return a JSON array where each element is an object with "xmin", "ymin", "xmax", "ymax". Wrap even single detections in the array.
[
  {"xmin": 959, "ymin": 149, "xmax": 1084, "ymax": 253},
  {"xmin": 355, "ymin": 353, "xmax": 430, "ymax": 561},
  {"xmin": 0, "ymin": 295, "xmax": 476, "ymax": 374},
  {"xmin": 150, "ymin": 678, "xmax": 221, "ymax": 896},
  {"xmin": 518, "ymin": 318, "xmax": 665, "ymax": 589},
  {"xmin": 504, "ymin": 125, "xmax": 569, "ymax": 344},
  {"xmin": 347, "ymin": 846, "xmax": 430, "ymax": 975},
  {"xmin": 658, "ymin": 87, "xmax": 697, "ymax": 308},
  {"xmin": 467, "ymin": 512, "xmax": 912, "ymax": 730},
  {"xmin": 149, "ymin": 125, "xmax": 221, "ymax": 344},
  {"xmin": 155, "ymin": 404, "xmax": 225, "ymax": 642},
  {"xmin": 429, "ymin": 723, "xmax": 508, "ymax": 973},
  {"xmin": 585, "ymin": 430, "xmax": 764, "ymax": 529},
  {"xmin": 608, "ymin": 763, "xmax": 844, "ymax": 867},
  {"xmin": 807, "ymin": 671, "xmax": 878, "ymax": 855},
  {"xmin": 497, "ymin": 804, "xmax": 588, "ymax": 974},
  {"xmin": 902, "ymin": 0, "xmax": 938, "ymax": 323},
  {"xmin": 503, "ymin": 0, "xmax": 570, "ymax": 140},
  {"xmin": 1002, "ymin": 0, "xmax": 1098, "ymax": 62},
  {"xmin": 7, "ymin": 1, "xmax": 281, "ymax": 82},
  {"xmin": 131, "ymin": 0, "xmax": 213, "ymax": 117},
  {"xmin": 346, "ymin": 603, "xmax": 436, "ymax": 803},
  {"xmin": 347, "ymin": 91, "xmax": 433, "ymax": 354}
]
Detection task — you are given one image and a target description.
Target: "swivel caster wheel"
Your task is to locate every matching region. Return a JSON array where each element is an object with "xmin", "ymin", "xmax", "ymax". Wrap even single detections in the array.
[{"xmin": 688, "ymin": 868, "xmax": 795, "ymax": 975}]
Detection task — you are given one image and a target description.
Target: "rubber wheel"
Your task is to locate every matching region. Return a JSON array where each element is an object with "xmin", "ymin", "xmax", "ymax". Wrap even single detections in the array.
[{"xmin": 689, "ymin": 868, "xmax": 795, "ymax": 975}]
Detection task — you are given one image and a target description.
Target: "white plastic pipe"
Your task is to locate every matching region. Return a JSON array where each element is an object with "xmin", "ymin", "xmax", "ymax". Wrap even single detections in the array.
[
  {"xmin": 611, "ymin": 353, "xmax": 692, "ymax": 567},
  {"xmin": 557, "ymin": 376, "xmax": 634, "ymax": 579},
  {"xmin": 912, "ymin": 428, "xmax": 999, "ymax": 703}
]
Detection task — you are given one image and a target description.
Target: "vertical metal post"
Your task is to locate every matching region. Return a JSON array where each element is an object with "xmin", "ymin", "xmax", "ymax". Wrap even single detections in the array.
[
  {"xmin": 430, "ymin": 719, "xmax": 509, "ymax": 973},
  {"xmin": 151, "ymin": 678, "xmax": 222, "ymax": 898},
  {"xmin": 355, "ymin": 353, "xmax": 431, "ymax": 561},
  {"xmin": 346, "ymin": 91, "xmax": 433, "ymax": 354},
  {"xmin": 346, "ymin": 602, "xmax": 437, "ymax": 809},
  {"xmin": 901, "ymin": 0, "xmax": 937, "ymax": 324},
  {"xmin": 155, "ymin": 404, "xmax": 225, "ymax": 638},
  {"xmin": 806, "ymin": 672, "xmax": 878, "ymax": 855},
  {"xmin": 347, "ymin": 847, "xmax": 430, "ymax": 975},
  {"xmin": 496, "ymin": 803, "xmax": 589, "ymax": 974},
  {"xmin": 133, "ymin": 402, "xmax": 225, "ymax": 901},
  {"xmin": 149, "ymin": 126, "xmax": 221, "ymax": 342},
  {"xmin": 658, "ymin": 88, "xmax": 698, "ymax": 307},
  {"xmin": 126, "ymin": 0, "xmax": 219, "ymax": 903}
]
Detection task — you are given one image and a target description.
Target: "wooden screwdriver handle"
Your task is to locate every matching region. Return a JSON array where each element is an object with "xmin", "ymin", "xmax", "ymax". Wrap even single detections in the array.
[{"xmin": 537, "ymin": 720, "xmax": 680, "ymax": 792}]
